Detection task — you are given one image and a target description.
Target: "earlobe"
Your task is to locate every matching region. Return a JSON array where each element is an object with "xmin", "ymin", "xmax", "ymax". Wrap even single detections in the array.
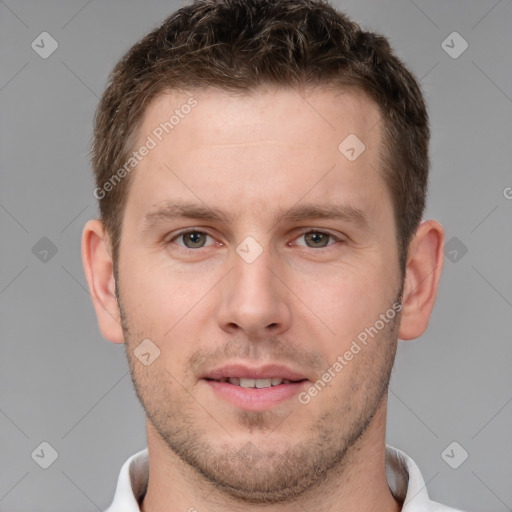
[
  {"xmin": 81, "ymin": 219, "xmax": 125, "ymax": 344},
  {"xmin": 398, "ymin": 219, "xmax": 445, "ymax": 341}
]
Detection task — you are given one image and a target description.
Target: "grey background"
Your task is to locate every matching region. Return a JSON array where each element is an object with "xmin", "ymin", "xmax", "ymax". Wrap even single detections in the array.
[{"xmin": 0, "ymin": 0, "xmax": 511, "ymax": 511}]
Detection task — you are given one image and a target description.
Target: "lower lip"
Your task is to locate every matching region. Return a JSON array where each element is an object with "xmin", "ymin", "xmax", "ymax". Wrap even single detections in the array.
[{"xmin": 204, "ymin": 380, "xmax": 308, "ymax": 411}]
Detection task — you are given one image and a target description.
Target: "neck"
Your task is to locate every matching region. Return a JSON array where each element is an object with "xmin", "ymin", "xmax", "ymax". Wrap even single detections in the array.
[{"xmin": 141, "ymin": 400, "xmax": 400, "ymax": 512}]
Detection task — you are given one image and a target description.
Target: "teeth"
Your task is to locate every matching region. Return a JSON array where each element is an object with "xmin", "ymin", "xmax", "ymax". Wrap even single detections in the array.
[
  {"xmin": 255, "ymin": 378, "xmax": 272, "ymax": 388},
  {"xmin": 227, "ymin": 377, "xmax": 287, "ymax": 388},
  {"xmin": 240, "ymin": 378, "xmax": 256, "ymax": 388}
]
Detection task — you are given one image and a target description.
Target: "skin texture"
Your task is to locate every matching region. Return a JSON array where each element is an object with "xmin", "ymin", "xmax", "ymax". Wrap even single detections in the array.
[{"xmin": 82, "ymin": 86, "xmax": 444, "ymax": 512}]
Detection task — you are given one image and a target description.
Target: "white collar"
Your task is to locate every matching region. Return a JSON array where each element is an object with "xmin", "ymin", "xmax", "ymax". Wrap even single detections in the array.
[{"xmin": 104, "ymin": 445, "xmax": 463, "ymax": 511}]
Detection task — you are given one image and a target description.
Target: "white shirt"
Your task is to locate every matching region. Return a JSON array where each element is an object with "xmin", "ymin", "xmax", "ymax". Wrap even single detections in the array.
[{"xmin": 104, "ymin": 445, "xmax": 464, "ymax": 512}]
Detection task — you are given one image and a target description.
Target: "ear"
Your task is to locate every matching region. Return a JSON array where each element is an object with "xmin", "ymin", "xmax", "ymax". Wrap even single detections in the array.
[
  {"xmin": 398, "ymin": 219, "xmax": 444, "ymax": 341},
  {"xmin": 81, "ymin": 219, "xmax": 125, "ymax": 344}
]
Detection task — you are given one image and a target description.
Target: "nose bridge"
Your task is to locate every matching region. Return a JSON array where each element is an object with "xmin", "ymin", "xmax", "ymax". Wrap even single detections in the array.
[
  {"xmin": 231, "ymin": 236, "xmax": 277, "ymax": 304},
  {"xmin": 216, "ymin": 235, "xmax": 291, "ymax": 335}
]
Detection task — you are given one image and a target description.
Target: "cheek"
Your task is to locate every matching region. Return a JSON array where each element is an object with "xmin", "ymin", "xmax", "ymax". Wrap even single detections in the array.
[
  {"xmin": 294, "ymin": 263, "xmax": 389, "ymax": 339},
  {"xmin": 120, "ymin": 260, "xmax": 213, "ymax": 354},
  {"xmin": 121, "ymin": 253, "xmax": 201, "ymax": 321}
]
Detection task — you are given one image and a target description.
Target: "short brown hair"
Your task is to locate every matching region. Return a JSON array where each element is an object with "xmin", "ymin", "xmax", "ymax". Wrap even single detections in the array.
[{"xmin": 92, "ymin": 0, "xmax": 429, "ymax": 275}]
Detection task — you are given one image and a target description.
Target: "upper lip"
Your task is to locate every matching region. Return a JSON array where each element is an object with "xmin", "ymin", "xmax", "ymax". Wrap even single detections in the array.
[{"xmin": 202, "ymin": 364, "xmax": 308, "ymax": 382}]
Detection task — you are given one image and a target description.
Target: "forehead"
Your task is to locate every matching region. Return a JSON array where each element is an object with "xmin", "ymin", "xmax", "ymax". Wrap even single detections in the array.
[
  {"xmin": 141, "ymin": 85, "xmax": 381, "ymax": 149},
  {"xmin": 126, "ymin": 85, "xmax": 389, "ymax": 227}
]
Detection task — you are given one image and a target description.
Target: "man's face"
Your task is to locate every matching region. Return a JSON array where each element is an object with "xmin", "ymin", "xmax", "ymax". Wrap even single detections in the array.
[{"xmin": 116, "ymin": 86, "xmax": 403, "ymax": 502}]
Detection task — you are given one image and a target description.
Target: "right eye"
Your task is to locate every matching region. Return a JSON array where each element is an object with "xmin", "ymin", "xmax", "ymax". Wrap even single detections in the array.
[{"xmin": 167, "ymin": 230, "xmax": 217, "ymax": 249}]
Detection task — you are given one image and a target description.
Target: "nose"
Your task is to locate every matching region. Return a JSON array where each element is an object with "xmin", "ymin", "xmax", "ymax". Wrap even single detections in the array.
[{"xmin": 216, "ymin": 244, "xmax": 292, "ymax": 339}]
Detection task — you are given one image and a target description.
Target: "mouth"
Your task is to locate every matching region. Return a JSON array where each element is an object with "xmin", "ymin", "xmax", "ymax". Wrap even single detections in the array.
[
  {"xmin": 206, "ymin": 377, "xmax": 304, "ymax": 388},
  {"xmin": 201, "ymin": 364, "xmax": 310, "ymax": 411}
]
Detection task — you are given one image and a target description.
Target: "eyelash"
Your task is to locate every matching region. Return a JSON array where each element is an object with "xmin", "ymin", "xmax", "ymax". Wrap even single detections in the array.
[{"xmin": 166, "ymin": 229, "xmax": 343, "ymax": 251}]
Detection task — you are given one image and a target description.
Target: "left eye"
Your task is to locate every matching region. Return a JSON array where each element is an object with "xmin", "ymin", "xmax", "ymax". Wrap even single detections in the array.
[{"xmin": 294, "ymin": 231, "xmax": 338, "ymax": 248}]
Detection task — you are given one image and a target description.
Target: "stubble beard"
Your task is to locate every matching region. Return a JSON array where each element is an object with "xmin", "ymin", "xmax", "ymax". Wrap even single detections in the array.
[{"xmin": 116, "ymin": 280, "xmax": 402, "ymax": 504}]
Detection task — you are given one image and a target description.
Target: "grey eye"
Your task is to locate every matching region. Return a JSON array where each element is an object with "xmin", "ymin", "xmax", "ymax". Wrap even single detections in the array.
[
  {"xmin": 303, "ymin": 232, "xmax": 331, "ymax": 248},
  {"xmin": 295, "ymin": 231, "xmax": 337, "ymax": 248},
  {"xmin": 178, "ymin": 231, "xmax": 211, "ymax": 248}
]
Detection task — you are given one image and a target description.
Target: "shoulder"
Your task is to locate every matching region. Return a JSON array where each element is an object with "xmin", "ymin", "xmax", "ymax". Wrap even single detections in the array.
[{"xmin": 385, "ymin": 445, "xmax": 467, "ymax": 512}]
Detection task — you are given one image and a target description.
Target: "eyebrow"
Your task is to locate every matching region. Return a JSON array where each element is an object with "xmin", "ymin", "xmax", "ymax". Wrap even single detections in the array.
[{"xmin": 142, "ymin": 200, "xmax": 370, "ymax": 232}]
